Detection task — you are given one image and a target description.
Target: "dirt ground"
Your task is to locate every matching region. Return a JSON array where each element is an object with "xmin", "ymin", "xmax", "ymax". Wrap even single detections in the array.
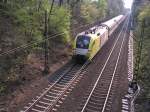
[
  {"xmin": 56, "ymin": 22, "xmax": 129, "ymax": 112},
  {"xmin": 0, "ymin": 46, "xmax": 71, "ymax": 112}
]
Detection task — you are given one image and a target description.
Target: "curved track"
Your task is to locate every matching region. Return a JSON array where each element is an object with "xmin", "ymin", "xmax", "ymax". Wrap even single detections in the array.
[
  {"xmin": 20, "ymin": 61, "xmax": 89, "ymax": 112},
  {"xmin": 78, "ymin": 16, "xmax": 130, "ymax": 112}
]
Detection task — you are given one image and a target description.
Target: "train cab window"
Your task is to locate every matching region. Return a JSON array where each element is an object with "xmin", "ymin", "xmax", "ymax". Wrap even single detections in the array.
[{"xmin": 76, "ymin": 35, "xmax": 91, "ymax": 49}]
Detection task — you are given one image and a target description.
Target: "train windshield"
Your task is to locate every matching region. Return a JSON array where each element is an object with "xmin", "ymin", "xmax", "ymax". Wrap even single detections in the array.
[{"xmin": 76, "ymin": 35, "xmax": 90, "ymax": 49}]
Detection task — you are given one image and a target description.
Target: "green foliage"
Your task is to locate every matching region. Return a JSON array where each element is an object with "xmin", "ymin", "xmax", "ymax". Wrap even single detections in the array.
[
  {"xmin": 134, "ymin": 4, "xmax": 150, "ymax": 112},
  {"xmin": 138, "ymin": 5, "xmax": 150, "ymax": 23},
  {"xmin": 135, "ymin": 4, "xmax": 150, "ymax": 81},
  {"xmin": 13, "ymin": 3, "xmax": 43, "ymax": 42},
  {"xmin": 107, "ymin": 0, "xmax": 124, "ymax": 16},
  {"xmin": 97, "ymin": 0, "xmax": 108, "ymax": 18},
  {"xmin": 80, "ymin": 2, "xmax": 99, "ymax": 23},
  {"xmin": 1, "ymin": 0, "xmax": 71, "ymax": 45},
  {"xmin": 0, "ymin": 0, "xmax": 126, "ymax": 96},
  {"xmin": 0, "ymin": 83, "xmax": 7, "ymax": 94},
  {"xmin": 80, "ymin": 0, "xmax": 108, "ymax": 23},
  {"xmin": 42, "ymin": 0, "xmax": 52, "ymax": 11},
  {"xmin": 50, "ymin": 6, "xmax": 71, "ymax": 42},
  {"xmin": 0, "ymin": 1, "xmax": 71, "ymax": 86},
  {"xmin": 80, "ymin": 0, "xmax": 124, "ymax": 23}
]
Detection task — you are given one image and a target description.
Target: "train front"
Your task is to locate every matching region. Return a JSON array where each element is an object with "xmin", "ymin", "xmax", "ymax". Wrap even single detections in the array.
[{"xmin": 73, "ymin": 35, "xmax": 91, "ymax": 63}]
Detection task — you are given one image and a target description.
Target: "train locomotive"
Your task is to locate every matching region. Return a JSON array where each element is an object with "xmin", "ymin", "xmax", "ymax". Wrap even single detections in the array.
[{"xmin": 73, "ymin": 15, "xmax": 125, "ymax": 62}]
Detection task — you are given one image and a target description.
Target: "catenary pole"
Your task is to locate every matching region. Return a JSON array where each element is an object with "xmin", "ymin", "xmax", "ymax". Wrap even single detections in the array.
[{"xmin": 43, "ymin": 0, "xmax": 55, "ymax": 74}]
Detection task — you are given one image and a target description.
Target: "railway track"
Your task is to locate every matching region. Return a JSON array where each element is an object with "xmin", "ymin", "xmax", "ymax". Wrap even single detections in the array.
[
  {"xmin": 77, "ymin": 16, "xmax": 130, "ymax": 112},
  {"xmin": 20, "ymin": 16, "xmax": 130, "ymax": 112},
  {"xmin": 20, "ymin": 61, "xmax": 89, "ymax": 112}
]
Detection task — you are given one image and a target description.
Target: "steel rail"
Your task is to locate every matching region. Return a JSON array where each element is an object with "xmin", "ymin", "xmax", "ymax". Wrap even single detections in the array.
[
  {"xmin": 45, "ymin": 61, "xmax": 89, "ymax": 112},
  {"xmin": 80, "ymin": 17, "xmax": 129, "ymax": 112},
  {"xmin": 101, "ymin": 17, "xmax": 130, "ymax": 112},
  {"xmin": 21, "ymin": 61, "xmax": 89, "ymax": 112},
  {"xmin": 0, "ymin": 20, "xmax": 98, "ymax": 57},
  {"xmin": 23, "ymin": 63, "xmax": 75, "ymax": 112}
]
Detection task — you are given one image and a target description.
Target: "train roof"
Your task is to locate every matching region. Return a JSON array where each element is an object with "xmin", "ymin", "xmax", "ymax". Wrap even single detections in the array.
[
  {"xmin": 76, "ymin": 15, "xmax": 124, "ymax": 40},
  {"xmin": 76, "ymin": 29, "xmax": 107, "ymax": 40},
  {"xmin": 102, "ymin": 15, "xmax": 124, "ymax": 28},
  {"xmin": 77, "ymin": 26, "xmax": 108, "ymax": 39}
]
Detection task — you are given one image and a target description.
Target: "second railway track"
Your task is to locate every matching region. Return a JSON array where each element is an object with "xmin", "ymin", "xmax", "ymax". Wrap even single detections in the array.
[
  {"xmin": 78, "ymin": 16, "xmax": 130, "ymax": 112},
  {"xmin": 20, "ymin": 16, "xmax": 130, "ymax": 112},
  {"xmin": 20, "ymin": 61, "xmax": 89, "ymax": 112}
]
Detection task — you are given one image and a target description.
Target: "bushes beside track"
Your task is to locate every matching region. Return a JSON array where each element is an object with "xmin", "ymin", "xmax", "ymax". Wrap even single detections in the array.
[{"xmin": 133, "ymin": 4, "xmax": 150, "ymax": 112}]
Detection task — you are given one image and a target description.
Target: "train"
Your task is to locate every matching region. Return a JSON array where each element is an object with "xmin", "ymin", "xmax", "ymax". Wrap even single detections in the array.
[{"xmin": 73, "ymin": 15, "xmax": 125, "ymax": 62}]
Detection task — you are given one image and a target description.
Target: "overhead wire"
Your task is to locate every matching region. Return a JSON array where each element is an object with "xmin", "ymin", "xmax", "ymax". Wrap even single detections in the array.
[
  {"xmin": 0, "ymin": 20, "xmax": 99, "ymax": 57},
  {"xmin": 1, "ymin": 15, "xmax": 138, "ymax": 57},
  {"xmin": 1, "ymin": 15, "xmax": 137, "ymax": 57}
]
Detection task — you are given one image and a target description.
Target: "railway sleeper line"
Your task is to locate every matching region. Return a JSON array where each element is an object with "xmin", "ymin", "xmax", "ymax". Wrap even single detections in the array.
[
  {"xmin": 48, "ymin": 18, "xmax": 126, "ymax": 112},
  {"xmin": 78, "ymin": 17, "xmax": 130, "ymax": 112},
  {"xmin": 20, "ymin": 17, "xmax": 129, "ymax": 112},
  {"xmin": 20, "ymin": 61, "xmax": 89, "ymax": 112}
]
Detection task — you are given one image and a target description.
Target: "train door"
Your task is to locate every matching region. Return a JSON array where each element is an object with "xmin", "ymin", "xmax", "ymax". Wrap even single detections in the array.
[
  {"xmin": 101, "ymin": 33, "xmax": 106, "ymax": 47},
  {"xmin": 105, "ymin": 28, "xmax": 109, "ymax": 42},
  {"xmin": 100, "ymin": 30, "xmax": 108, "ymax": 47}
]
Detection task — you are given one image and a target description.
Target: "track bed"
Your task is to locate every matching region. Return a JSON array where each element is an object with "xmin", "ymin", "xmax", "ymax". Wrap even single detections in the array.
[
  {"xmin": 20, "ymin": 16, "xmax": 130, "ymax": 112},
  {"xmin": 56, "ymin": 17, "xmax": 130, "ymax": 112}
]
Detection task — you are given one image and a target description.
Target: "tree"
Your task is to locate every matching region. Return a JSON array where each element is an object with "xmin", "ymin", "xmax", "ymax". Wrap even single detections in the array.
[{"xmin": 107, "ymin": 0, "xmax": 124, "ymax": 17}]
